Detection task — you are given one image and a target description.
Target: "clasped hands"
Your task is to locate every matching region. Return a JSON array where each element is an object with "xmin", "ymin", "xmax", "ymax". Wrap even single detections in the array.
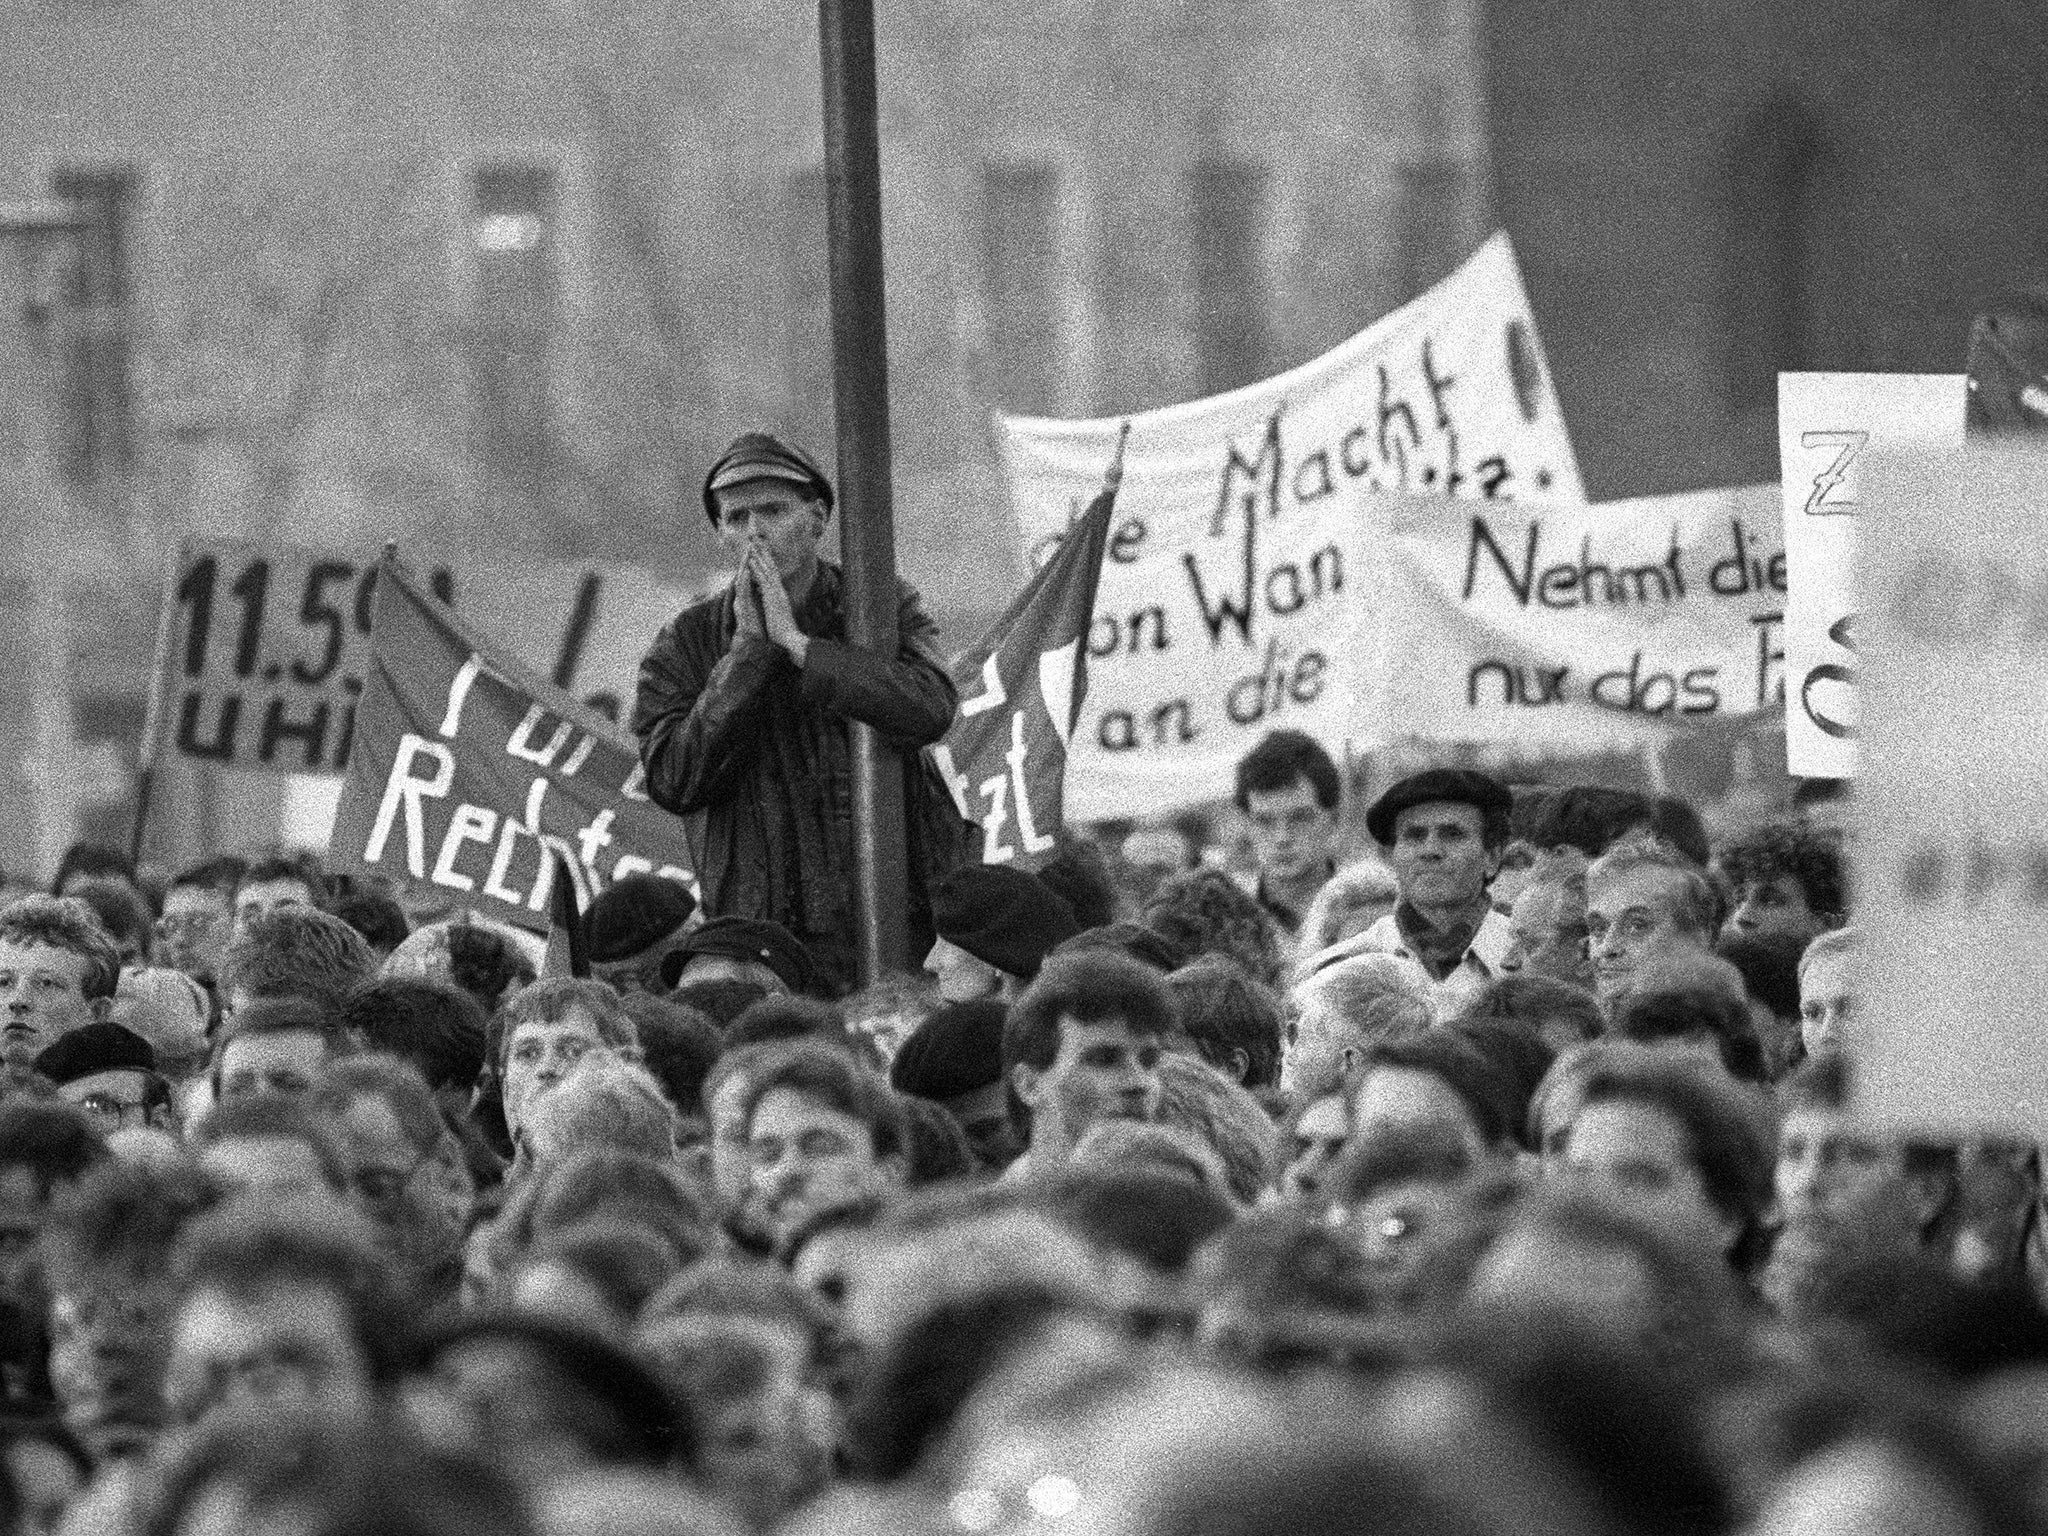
[{"xmin": 731, "ymin": 546, "xmax": 809, "ymax": 667}]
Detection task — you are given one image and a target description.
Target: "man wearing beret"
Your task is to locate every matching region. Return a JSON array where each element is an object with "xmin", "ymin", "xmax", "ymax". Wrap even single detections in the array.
[
  {"xmin": 1327, "ymin": 768, "xmax": 1516, "ymax": 1013},
  {"xmin": 632, "ymin": 433, "xmax": 971, "ymax": 995},
  {"xmin": 584, "ymin": 872, "xmax": 701, "ymax": 998}
]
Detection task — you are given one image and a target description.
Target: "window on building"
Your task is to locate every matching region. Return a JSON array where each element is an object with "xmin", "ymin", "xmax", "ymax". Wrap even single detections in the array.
[
  {"xmin": 1724, "ymin": 99, "xmax": 1822, "ymax": 410},
  {"xmin": 49, "ymin": 167, "xmax": 137, "ymax": 484},
  {"xmin": 1397, "ymin": 158, "xmax": 1465, "ymax": 299},
  {"xmin": 980, "ymin": 160, "xmax": 1061, "ymax": 416},
  {"xmin": 469, "ymin": 162, "xmax": 558, "ymax": 454},
  {"xmin": 1188, "ymin": 156, "xmax": 1271, "ymax": 397},
  {"xmin": 781, "ymin": 165, "xmax": 833, "ymax": 452}
]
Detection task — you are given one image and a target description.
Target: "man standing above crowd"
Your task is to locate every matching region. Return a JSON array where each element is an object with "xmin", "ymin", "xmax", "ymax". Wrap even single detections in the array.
[
  {"xmin": 1334, "ymin": 770, "xmax": 1516, "ymax": 1013},
  {"xmin": 1233, "ymin": 731, "xmax": 1344, "ymax": 936},
  {"xmin": 632, "ymin": 433, "xmax": 967, "ymax": 994}
]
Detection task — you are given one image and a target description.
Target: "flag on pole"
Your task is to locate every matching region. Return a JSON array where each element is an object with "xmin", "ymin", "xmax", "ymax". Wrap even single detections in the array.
[{"xmin": 931, "ymin": 426, "xmax": 1125, "ymax": 867}]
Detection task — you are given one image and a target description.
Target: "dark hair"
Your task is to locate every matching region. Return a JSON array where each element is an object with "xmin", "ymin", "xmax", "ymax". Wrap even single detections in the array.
[
  {"xmin": 1714, "ymin": 932, "xmax": 1805, "ymax": 1021},
  {"xmin": 1193, "ymin": 1206, "xmax": 1381, "ymax": 1319},
  {"xmin": 220, "ymin": 908, "xmax": 377, "ymax": 1012},
  {"xmin": 443, "ymin": 922, "xmax": 536, "ymax": 1013},
  {"xmin": 1141, "ymin": 869, "xmax": 1287, "ymax": 990},
  {"xmin": 51, "ymin": 842, "xmax": 136, "ymax": 898},
  {"xmin": 1456, "ymin": 975, "xmax": 1604, "ymax": 1048},
  {"xmin": 339, "ymin": 978, "xmax": 488, "ymax": 1093},
  {"xmin": 670, "ymin": 978, "xmax": 773, "ymax": 1032},
  {"xmin": 844, "ymin": 1282, "xmax": 1096, "ymax": 1481},
  {"xmin": 1330, "ymin": 1119, "xmax": 1474, "ymax": 1205},
  {"xmin": 233, "ymin": 852, "xmax": 328, "ymax": 906},
  {"xmin": 724, "ymin": 996, "xmax": 851, "ymax": 1054},
  {"xmin": 66, "ymin": 878, "xmax": 154, "ymax": 957},
  {"xmin": 1358, "ymin": 1033, "xmax": 1518, "ymax": 1149},
  {"xmin": 168, "ymin": 856, "xmax": 244, "ymax": 898},
  {"xmin": 1166, "ymin": 954, "xmax": 1284, "ymax": 1090},
  {"xmin": 1792, "ymin": 777, "xmax": 1850, "ymax": 810},
  {"xmin": 1051, "ymin": 922, "xmax": 1188, "ymax": 974},
  {"xmin": 1638, "ymin": 797, "xmax": 1711, "ymax": 869},
  {"xmin": 310, "ymin": 1053, "xmax": 451, "ymax": 1159},
  {"xmin": 0, "ymin": 1100, "xmax": 108, "ymax": 1196},
  {"xmin": 327, "ymin": 889, "xmax": 411, "ymax": 955},
  {"xmin": 1576, "ymin": 1052, "xmax": 1777, "ymax": 1239},
  {"xmin": 1004, "ymin": 950, "xmax": 1176, "ymax": 1080},
  {"xmin": 896, "ymin": 1095, "xmax": 977, "ymax": 1185},
  {"xmin": 42, "ymin": 1158, "xmax": 223, "ymax": 1290},
  {"xmin": 1447, "ymin": 1021, "xmax": 1557, "ymax": 1147},
  {"xmin": 739, "ymin": 1042, "xmax": 905, "ymax": 1161},
  {"xmin": 212, "ymin": 998, "xmax": 352, "ymax": 1080},
  {"xmin": 618, "ymin": 994, "xmax": 723, "ymax": 1117},
  {"xmin": 1714, "ymin": 819, "xmax": 1847, "ymax": 923},
  {"xmin": 1039, "ymin": 1168, "xmax": 1236, "ymax": 1273},
  {"xmin": 1234, "ymin": 730, "xmax": 1341, "ymax": 813},
  {"xmin": 1035, "ymin": 839, "xmax": 1121, "ymax": 931},
  {"xmin": 1610, "ymin": 985, "xmax": 1768, "ymax": 1083},
  {"xmin": 1524, "ymin": 785, "xmax": 1652, "ymax": 858}
]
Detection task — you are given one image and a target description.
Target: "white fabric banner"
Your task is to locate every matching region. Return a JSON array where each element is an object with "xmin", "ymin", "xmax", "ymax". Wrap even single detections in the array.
[
  {"xmin": 1372, "ymin": 484, "xmax": 1786, "ymax": 746},
  {"xmin": 1853, "ymin": 448, "xmax": 2048, "ymax": 1139},
  {"xmin": 1000, "ymin": 233, "xmax": 1584, "ymax": 821},
  {"xmin": 1775, "ymin": 373, "xmax": 1965, "ymax": 779}
]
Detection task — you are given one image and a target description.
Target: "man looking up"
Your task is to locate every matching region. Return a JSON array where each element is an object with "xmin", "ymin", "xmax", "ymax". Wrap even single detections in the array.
[
  {"xmin": 0, "ymin": 896, "xmax": 121, "ymax": 1090},
  {"xmin": 1233, "ymin": 730, "xmax": 1344, "ymax": 936},
  {"xmin": 1001, "ymin": 949, "xmax": 1172, "ymax": 1180},
  {"xmin": 1584, "ymin": 836, "xmax": 1719, "ymax": 1011},
  {"xmin": 633, "ymin": 432, "xmax": 966, "ymax": 995},
  {"xmin": 1337, "ymin": 770, "xmax": 1515, "ymax": 1013}
]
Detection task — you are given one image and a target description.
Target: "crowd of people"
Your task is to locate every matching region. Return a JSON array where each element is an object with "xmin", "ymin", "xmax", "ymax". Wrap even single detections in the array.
[
  {"xmin": 0, "ymin": 432, "xmax": 2028, "ymax": 1536},
  {"xmin": 0, "ymin": 735, "xmax": 2033, "ymax": 1536}
]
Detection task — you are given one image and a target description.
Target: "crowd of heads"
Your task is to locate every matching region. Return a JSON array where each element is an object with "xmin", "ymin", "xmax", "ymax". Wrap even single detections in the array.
[{"xmin": 0, "ymin": 740, "xmax": 2040, "ymax": 1536}]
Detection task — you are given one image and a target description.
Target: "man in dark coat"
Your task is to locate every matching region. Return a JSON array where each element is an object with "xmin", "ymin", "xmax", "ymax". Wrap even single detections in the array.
[{"xmin": 631, "ymin": 433, "xmax": 968, "ymax": 993}]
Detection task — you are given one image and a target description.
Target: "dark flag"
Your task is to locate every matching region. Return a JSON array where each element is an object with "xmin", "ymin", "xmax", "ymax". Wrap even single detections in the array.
[
  {"xmin": 331, "ymin": 549, "xmax": 696, "ymax": 931},
  {"xmin": 931, "ymin": 426, "xmax": 1125, "ymax": 868}
]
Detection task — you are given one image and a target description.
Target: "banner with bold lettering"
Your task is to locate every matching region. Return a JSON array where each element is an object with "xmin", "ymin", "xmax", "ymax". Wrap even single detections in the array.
[
  {"xmin": 329, "ymin": 552, "xmax": 695, "ymax": 932},
  {"xmin": 1853, "ymin": 448, "xmax": 2048, "ymax": 1138},
  {"xmin": 145, "ymin": 540, "xmax": 697, "ymax": 776},
  {"xmin": 1775, "ymin": 374, "xmax": 1965, "ymax": 778},
  {"xmin": 1000, "ymin": 232, "xmax": 1584, "ymax": 820},
  {"xmin": 1372, "ymin": 484, "xmax": 1785, "ymax": 745},
  {"xmin": 931, "ymin": 474, "xmax": 1114, "ymax": 866}
]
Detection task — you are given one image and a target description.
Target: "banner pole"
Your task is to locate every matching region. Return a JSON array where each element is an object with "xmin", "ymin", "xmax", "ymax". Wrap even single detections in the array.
[
  {"xmin": 129, "ymin": 552, "xmax": 182, "ymax": 868},
  {"xmin": 820, "ymin": 0, "xmax": 910, "ymax": 985}
]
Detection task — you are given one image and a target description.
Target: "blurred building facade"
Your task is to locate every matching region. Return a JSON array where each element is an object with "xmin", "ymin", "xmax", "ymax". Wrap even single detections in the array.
[
  {"xmin": 0, "ymin": 0, "xmax": 1492, "ymax": 879},
  {"xmin": 1484, "ymin": 0, "xmax": 2048, "ymax": 499}
]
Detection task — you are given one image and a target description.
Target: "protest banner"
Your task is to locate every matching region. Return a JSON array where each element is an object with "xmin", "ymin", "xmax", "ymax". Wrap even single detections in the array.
[
  {"xmin": 1775, "ymin": 373, "xmax": 1965, "ymax": 778},
  {"xmin": 143, "ymin": 539, "xmax": 697, "ymax": 777},
  {"xmin": 932, "ymin": 432, "xmax": 1119, "ymax": 866},
  {"xmin": 1851, "ymin": 448, "xmax": 2048, "ymax": 1139},
  {"xmin": 329, "ymin": 550, "xmax": 696, "ymax": 932},
  {"xmin": 1372, "ymin": 484, "xmax": 1785, "ymax": 747},
  {"xmin": 1000, "ymin": 232, "xmax": 1583, "ymax": 821}
]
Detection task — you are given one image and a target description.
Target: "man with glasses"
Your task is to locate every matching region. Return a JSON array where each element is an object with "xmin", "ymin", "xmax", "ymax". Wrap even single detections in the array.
[
  {"xmin": 34, "ymin": 1021, "xmax": 173, "ymax": 1133},
  {"xmin": 309, "ymin": 1055, "xmax": 475, "ymax": 1313}
]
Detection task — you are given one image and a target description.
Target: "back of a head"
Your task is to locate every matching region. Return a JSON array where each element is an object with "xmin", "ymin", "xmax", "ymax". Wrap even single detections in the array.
[
  {"xmin": 1039, "ymin": 1167, "xmax": 1237, "ymax": 1273},
  {"xmin": 1526, "ymin": 785, "xmax": 1651, "ymax": 858},
  {"xmin": 897, "ymin": 1095, "xmax": 978, "ymax": 1186},
  {"xmin": 1444, "ymin": 1022, "xmax": 1556, "ymax": 1145},
  {"xmin": 222, "ymin": 907, "xmax": 377, "ymax": 1011},
  {"xmin": 619, "ymin": 994, "xmax": 723, "ymax": 1116},
  {"xmin": 339, "ymin": 977, "xmax": 488, "ymax": 1093},
  {"xmin": 1051, "ymin": 922, "xmax": 1189, "ymax": 975},
  {"xmin": 1457, "ymin": 974, "xmax": 1602, "ymax": 1048},
  {"xmin": 1330, "ymin": 1118, "xmax": 1475, "ymax": 1206},
  {"xmin": 42, "ymin": 1155, "xmax": 222, "ymax": 1289},
  {"xmin": 530, "ymin": 1149, "xmax": 711, "ymax": 1253},
  {"xmin": 1167, "ymin": 954, "xmax": 1285, "ymax": 1090},
  {"xmin": 327, "ymin": 888, "xmax": 411, "ymax": 957},
  {"xmin": 444, "ymin": 921, "xmax": 537, "ymax": 1011},
  {"xmin": 1154, "ymin": 1053, "xmax": 1277, "ymax": 1205},
  {"xmin": 1035, "ymin": 838, "xmax": 1121, "ymax": 931},
  {"xmin": 52, "ymin": 841, "xmax": 135, "ymax": 896},
  {"xmin": 1294, "ymin": 953, "xmax": 1433, "ymax": 1037},
  {"xmin": 1361, "ymin": 1032, "xmax": 1519, "ymax": 1151},
  {"xmin": 890, "ymin": 1000, "xmax": 1008, "ymax": 1100},
  {"xmin": 0, "ymin": 1099, "xmax": 108, "ymax": 1194},
  {"xmin": 724, "ymin": 995, "xmax": 851, "ymax": 1054},
  {"xmin": 1194, "ymin": 1205, "xmax": 1381, "ymax": 1318},
  {"xmin": 1715, "ymin": 931, "xmax": 1804, "ymax": 1022},
  {"xmin": 190, "ymin": 1092, "xmax": 348, "ymax": 1191},
  {"xmin": 1142, "ymin": 869, "xmax": 1287, "ymax": 990},
  {"xmin": 525, "ymin": 1059, "xmax": 679, "ymax": 1167},
  {"xmin": 1611, "ymin": 982, "xmax": 1767, "ymax": 1083},
  {"xmin": 66, "ymin": 877, "xmax": 153, "ymax": 958}
]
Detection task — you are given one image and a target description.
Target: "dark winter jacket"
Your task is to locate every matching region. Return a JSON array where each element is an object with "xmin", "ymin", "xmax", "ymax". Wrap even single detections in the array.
[{"xmin": 630, "ymin": 560, "xmax": 969, "ymax": 992}]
